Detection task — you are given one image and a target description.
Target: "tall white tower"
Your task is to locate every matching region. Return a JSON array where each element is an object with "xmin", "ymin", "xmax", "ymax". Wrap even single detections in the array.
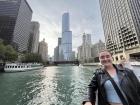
[{"xmin": 61, "ymin": 13, "xmax": 72, "ymax": 61}]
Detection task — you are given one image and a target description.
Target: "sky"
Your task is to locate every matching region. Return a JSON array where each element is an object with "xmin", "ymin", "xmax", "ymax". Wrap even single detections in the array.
[{"xmin": 27, "ymin": 0, "xmax": 104, "ymax": 56}]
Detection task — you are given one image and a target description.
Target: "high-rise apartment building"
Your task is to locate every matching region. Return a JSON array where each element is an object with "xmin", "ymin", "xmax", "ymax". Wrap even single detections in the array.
[
  {"xmin": 99, "ymin": 0, "xmax": 140, "ymax": 61},
  {"xmin": 0, "ymin": 0, "xmax": 32, "ymax": 52}
]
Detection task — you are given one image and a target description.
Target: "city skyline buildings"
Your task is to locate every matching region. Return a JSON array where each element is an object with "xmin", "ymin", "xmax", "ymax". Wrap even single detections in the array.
[
  {"xmin": 0, "ymin": 0, "xmax": 139, "ymax": 62},
  {"xmin": 0, "ymin": 0, "xmax": 107, "ymax": 58},
  {"xmin": 0, "ymin": 0, "xmax": 32, "ymax": 52},
  {"xmin": 78, "ymin": 33, "xmax": 105, "ymax": 63},
  {"xmin": 27, "ymin": 0, "xmax": 104, "ymax": 56},
  {"xmin": 54, "ymin": 13, "xmax": 74, "ymax": 61}
]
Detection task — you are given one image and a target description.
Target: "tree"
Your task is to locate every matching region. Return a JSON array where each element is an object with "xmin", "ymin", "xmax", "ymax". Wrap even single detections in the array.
[
  {"xmin": 21, "ymin": 53, "xmax": 42, "ymax": 63},
  {"xmin": 0, "ymin": 42, "xmax": 5, "ymax": 60},
  {"xmin": 4, "ymin": 45, "xmax": 18, "ymax": 62},
  {"xmin": 0, "ymin": 39, "xmax": 18, "ymax": 62}
]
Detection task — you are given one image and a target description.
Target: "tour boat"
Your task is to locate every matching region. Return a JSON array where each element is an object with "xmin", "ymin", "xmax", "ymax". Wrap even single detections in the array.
[
  {"xmin": 130, "ymin": 61, "xmax": 140, "ymax": 66},
  {"xmin": 4, "ymin": 63, "xmax": 44, "ymax": 72}
]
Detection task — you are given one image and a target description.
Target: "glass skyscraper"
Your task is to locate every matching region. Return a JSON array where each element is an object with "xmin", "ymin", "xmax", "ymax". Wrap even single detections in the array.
[
  {"xmin": 61, "ymin": 13, "xmax": 72, "ymax": 61},
  {"xmin": 0, "ymin": 0, "xmax": 32, "ymax": 52},
  {"xmin": 99, "ymin": 0, "xmax": 140, "ymax": 55}
]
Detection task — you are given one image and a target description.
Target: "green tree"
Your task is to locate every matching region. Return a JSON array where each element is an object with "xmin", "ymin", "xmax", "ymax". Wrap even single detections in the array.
[
  {"xmin": 4, "ymin": 45, "xmax": 18, "ymax": 62},
  {"xmin": 0, "ymin": 42, "xmax": 5, "ymax": 60},
  {"xmin": 21, "ymin": 53, "xmax": 42, "ymax": 63},
  {"xmin": 0, "ymin": 39, "xmax": 18, "ymax": 62}
]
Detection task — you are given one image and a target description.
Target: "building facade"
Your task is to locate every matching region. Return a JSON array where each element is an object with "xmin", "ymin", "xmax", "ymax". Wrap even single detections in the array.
[
  {"xmin": 54, "ymin": 46, "xmax": 59, "ymax": 61},
  {"xmin": 61, "ymin": 13, "xmax": 72, "ymax": 61},
  {"xmin": 77, "ymin": 46, "xmax": 83, "ymax": 61},
  {"xmin": 54, "ymin": 37, "xmax": 63, "ymax": 61},
  {"xmin": 29, "ymin": 21, "xmax": 40, "ymax": 53},
  {"xmin": 99, "ymin": 0, "xmax": 140, "ymax": 62},
  {"xmin": 38, "ymin": 39, "xmax": 48, "ymax": 62},
  {"xmin": 78, "ymin": 33, "xmax": 92, "ymax": 63},
  {"xmin": 71, "ymin": 51, "xmax": 75, "ymax": 61},
  {"xmin": 91, "ymin": 40, "xmax": 105, "ymax": 62},
  {"xmin": 0, "ymin": 0, "xmax": 32, "ymax": 52}
]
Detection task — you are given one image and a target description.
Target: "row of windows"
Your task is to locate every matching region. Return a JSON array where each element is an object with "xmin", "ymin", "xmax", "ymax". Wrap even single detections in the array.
[
  {"xmin": 107, "ymin": 42, "xmax": 138, "ymax": 51},
  {"xmin": 100, "ymin": 0, "xmax": 140, "ymax": 52},
  {"xmin": 5, "ymin": 65, "xmax": 30, "ymax": 68}
]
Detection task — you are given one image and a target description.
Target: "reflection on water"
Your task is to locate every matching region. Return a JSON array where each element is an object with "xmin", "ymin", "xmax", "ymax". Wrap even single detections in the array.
[{"xmin": 0, "ymin": 66, "xmax": 96, "ymax": 105}]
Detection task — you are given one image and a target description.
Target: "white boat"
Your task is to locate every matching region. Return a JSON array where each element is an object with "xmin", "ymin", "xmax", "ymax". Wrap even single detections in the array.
[
  {"xmin": 4, "ymin": 63, "xmax": 44, "ymax": 72},
  {"xmin": 130, "ymin": 61, "xmax": 140, "ymax": 66}
]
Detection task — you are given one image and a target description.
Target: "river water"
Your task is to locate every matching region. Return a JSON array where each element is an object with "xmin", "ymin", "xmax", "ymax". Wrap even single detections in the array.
[
  {"xmin": 0, "ymin": 66, "xmax": 139, "ymax": 105},
  {"xmin": 0, "ymin": 66, "xmax": 98, "ymax": 105}
]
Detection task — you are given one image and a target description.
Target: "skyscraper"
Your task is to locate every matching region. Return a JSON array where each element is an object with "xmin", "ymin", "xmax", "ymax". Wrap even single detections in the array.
[
  {"xmin": 58, "ymin": 38, "xmax": 63, "ymax": 61},
  {"xmin": 61, "ymin": 13, "xmax": 72, "ymax": 61},
  {"xmin": 62, "ymin": 13, "xmax": 70, "ymax": 33},
  {"xmin": 29, "ymin": 21, "xmax": 40, "ymax": 53},
  {"xmin": 78, "ymin": 33, "xmax": 92, "ymax": 63},
  {"xmin": 54, "ymin": 46, "xmax": 59, "ymax": 61},
  {"xmin": 0, "ymin": 0, "xmax": 32, "ymax": 52},
  {"xmin": 82, "ymin": 33, "xmax": 92, "ymax": 62},
  {"xmin": 99, "ymin": 0, "xmax": 140, "ymax": 61},
  {"xmin": 54, "ymin": 37, "xmax": 62, "ymax": 61},
  {"xmin": 38, "ymin": 39, "xmax": 48, "ymax": 62},
  {"xmin": 91, "ymin": 40, "xmax": 105, "ymax": 62},
  {"xmin": 82, "ymin": 33, "xmax": 92, "ymax": 45}
]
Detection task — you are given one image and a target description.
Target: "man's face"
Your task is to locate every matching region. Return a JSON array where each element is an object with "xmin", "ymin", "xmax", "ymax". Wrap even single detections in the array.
[{"xmin": 99, "ymin": 51, "xmax": 112, "ymax": 66}]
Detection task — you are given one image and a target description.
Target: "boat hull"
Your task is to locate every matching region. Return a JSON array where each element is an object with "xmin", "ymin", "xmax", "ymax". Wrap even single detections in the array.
[
  {"xmin": 4, "ymin": 63, "xmax": 44, "ymax": 73},
  {"xmin": 4, "ymin": 66, "xmax": 43, "ymax": 72}
]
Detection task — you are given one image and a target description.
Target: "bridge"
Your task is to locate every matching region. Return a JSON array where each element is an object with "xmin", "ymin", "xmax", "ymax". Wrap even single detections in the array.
[{"xmin": 53, "ymin": 60, "xmax": 79, "ymax": 66}]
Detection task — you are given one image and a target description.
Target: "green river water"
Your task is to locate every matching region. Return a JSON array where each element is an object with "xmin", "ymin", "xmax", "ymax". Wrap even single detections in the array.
[{"xmin": 0, "ymin": 66, "xmax": 98, "ymax": 105}]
